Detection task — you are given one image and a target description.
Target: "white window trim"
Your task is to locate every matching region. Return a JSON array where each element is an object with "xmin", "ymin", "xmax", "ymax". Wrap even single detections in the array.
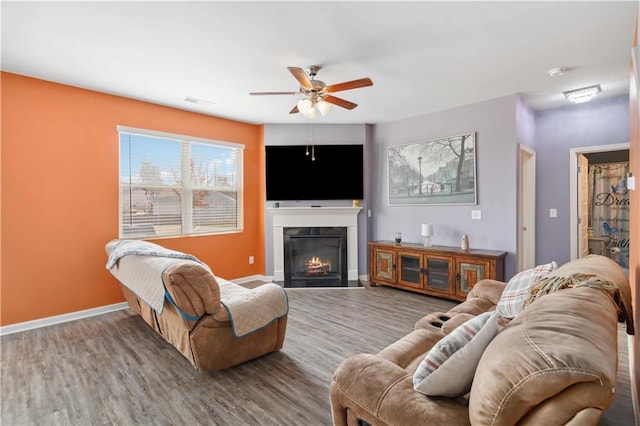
[
  {"xmin": 116, "ymin": 126, "xmax": 245, "ymax": 150},
  {"xmin": 117, "ymin": 126, "xmax": 245, "ymax": 239}
]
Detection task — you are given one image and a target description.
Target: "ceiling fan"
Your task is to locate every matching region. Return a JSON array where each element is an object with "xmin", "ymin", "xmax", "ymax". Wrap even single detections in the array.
[{"xmin": 249, "ymin": 65, "xmax": 373, "ymax": 117}]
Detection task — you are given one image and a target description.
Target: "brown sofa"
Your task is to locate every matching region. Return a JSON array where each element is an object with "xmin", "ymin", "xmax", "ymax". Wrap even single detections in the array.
[
  {"xmin": 105, "ymin": 240, "xmax": 288, "ymax": 372},
  {"xmin": 330, "ymin": 255, "xmax": 634, "ymax": 425}
]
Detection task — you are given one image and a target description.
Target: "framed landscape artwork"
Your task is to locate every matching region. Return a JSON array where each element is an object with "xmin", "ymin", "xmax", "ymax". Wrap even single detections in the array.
[{"xmin": 388, "ymin": 132, "xmax": 477, "ymax": 206}]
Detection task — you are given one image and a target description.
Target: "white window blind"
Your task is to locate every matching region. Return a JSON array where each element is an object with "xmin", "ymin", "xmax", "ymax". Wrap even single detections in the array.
[{"xmin": 117, "ymin": 126, "xmax": 244, "ymax": 239}]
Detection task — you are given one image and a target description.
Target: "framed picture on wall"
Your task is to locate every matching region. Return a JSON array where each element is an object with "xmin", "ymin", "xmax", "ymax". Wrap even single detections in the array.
[{"xmin": 387, "ymin": 132, "xmax": 477, "ymax": 205}]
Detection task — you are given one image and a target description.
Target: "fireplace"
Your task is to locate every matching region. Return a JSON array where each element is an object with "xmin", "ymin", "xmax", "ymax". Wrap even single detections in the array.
[
  {"xmin": 283, "ymin": 227, "xmax": 348, "ymax": 288},
  {"xmin": 270, "ymin": 206, "xmax": 362, "ymax": 286}
]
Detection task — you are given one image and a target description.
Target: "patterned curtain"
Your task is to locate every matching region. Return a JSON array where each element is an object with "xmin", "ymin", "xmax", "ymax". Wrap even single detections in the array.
[{"xmin": 588, "ymin": 162, "xmax": 629, "ymax": 268}]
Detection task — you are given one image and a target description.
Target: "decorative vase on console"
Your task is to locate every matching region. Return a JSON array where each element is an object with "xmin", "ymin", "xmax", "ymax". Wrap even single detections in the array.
[{"xmin": 461, "ymin": 234, "xmax": 469, "ymax": 251}]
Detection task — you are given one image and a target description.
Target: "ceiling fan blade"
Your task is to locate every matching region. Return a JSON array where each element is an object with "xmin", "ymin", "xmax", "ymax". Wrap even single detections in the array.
[
  {"xmin": 249, "ymin": 91, "xmax": 299, "ymax": 96},
  {"xmin": 324, "ymin": 95, "xmax": 358, "ymax": 110},
  {"xmin": 326, "ymin": 78, "xmax": 373, "ymax": 93},
  {"xmin": 289, "ymin": 105, "xmax": 299, "ymax": 114},
  {"xmin": 288, "ymin": 67, "xmax": 313, "ymax": 89}
]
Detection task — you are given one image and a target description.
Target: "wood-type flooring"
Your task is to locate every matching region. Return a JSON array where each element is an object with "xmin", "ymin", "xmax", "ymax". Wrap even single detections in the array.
[{"xmin": 1, "ymin": 285, "xmax": 634, "ymax": 425}]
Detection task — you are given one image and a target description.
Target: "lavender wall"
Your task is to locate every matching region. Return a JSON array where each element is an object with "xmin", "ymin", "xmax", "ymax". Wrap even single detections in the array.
[
  {"xmin": 261, "ymin": 94, "xmax": 629, "ymax": 281},
  {"xmin": 534, "ymin": 95, "xmax": 629, "ymax": 266},
  {"xmin": 372, "ymin": 95, "xmax": 519, "ymax": 279}
]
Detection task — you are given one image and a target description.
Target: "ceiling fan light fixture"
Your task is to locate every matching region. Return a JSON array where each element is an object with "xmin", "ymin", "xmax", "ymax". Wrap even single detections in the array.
[
  {"xmin": 316, "ymin": 100, "xmax": 331, "ymax": 116},
  {"xmin": 250, "ymin": 66, "xmax": 373, "ymax": 116},
  {"xmin": 298, "ymin": 98, "xmax": 317, "ymax": 118},
  {"xmin": 297, "ymin": 98, "xmax": 313, "ymax": 113},
  {"xmin": 563, "ymin": 84, "xmax": 602, "ymax": 104}
]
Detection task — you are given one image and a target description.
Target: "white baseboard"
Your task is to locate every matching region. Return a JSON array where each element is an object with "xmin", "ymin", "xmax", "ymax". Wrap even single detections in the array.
[
  {"xmin": 0, "ymin": 302, "xmax": 129, "ymax": 337},
  {"xmin": 1, "ymin": 272, "xmax": 369, "ymax": 336},
  {"xmin": 1, "ymin": 274, "xmax": 272, "ymax": 337},
  {"xmin": 231, "ymin": 274, "xmax": 272, "ymax": 284}
]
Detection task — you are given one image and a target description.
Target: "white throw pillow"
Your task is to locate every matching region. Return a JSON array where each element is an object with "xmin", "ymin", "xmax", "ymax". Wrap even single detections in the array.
[
  {"xmin": 496, "ymin": 261, "xmax": 557, "ymax": 319},
  {"xmin": 413, "ymin": 311, "xmax": 499, "ymax": 397}
]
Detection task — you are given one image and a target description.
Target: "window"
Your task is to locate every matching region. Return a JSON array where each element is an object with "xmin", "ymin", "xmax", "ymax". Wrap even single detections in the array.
[{"xmin": 117, "ymin": 126, "xmax": 244, "ymax": 239}]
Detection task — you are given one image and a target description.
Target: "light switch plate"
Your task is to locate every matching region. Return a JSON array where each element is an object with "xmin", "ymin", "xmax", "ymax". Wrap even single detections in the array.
[
  {"xmin": 471, "ymin": 210, "xmax": 482, "ymax": 220},
  {"xmin": 549, "ymin": 208, "xmax": 557, "ymax": 218},
  {"xmin": 627, "ymin": 175, "xmax": 635, "ymax": 190}
]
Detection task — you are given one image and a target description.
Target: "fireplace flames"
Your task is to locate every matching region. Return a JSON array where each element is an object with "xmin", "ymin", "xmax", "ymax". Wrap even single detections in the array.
[{"xmin": 305, "ymin": 256, "xmax": 332, "ymax": 276}]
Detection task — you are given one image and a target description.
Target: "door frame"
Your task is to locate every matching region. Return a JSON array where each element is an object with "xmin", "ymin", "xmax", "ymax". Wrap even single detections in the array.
[
  {"xmin": 569, "ymin": 142, "xmax": 629, "ymax": 260},
  {"xmin": 517, "ymin": 144, "xmax": 536, "ymax": 272}
]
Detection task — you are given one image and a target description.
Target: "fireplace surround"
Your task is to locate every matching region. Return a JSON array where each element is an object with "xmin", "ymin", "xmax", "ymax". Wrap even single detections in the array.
[{"xmin": 270, "ymin": 207, "xmax": 362, "ymax": 286}]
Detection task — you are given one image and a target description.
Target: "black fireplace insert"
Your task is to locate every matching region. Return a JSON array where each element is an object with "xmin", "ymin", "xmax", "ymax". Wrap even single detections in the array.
[{"xmin": 282, "ymin": 227, "xmax": 349, "ymax": 288}]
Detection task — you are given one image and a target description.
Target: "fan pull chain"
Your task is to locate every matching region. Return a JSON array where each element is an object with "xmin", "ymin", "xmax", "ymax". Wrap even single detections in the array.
[
  {"xmin": 309, "ymin": 123, "xmax": 315, "ymax": 161},
  {"xmin": 306, "ymin": 120, "xmax": 310, "ymax": 156},
  {"xmin": 305, "ymin": 119, "xmax": 316, "ymax": 161}
]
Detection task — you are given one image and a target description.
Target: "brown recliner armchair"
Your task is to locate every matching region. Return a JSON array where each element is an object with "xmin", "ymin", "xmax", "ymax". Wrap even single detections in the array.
[{"xmin": 106, "ymin": 240, "xmax": 288, "ymax": 372}]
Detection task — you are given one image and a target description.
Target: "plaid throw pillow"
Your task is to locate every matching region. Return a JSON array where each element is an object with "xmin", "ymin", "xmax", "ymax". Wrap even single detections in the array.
[
  {"xmin": 413, "ymin": 311, "xmax": 499, "ymax": 397},
  {"xmin": 496, "ymin": 262, "xmax": 557, "ymax": 318}
]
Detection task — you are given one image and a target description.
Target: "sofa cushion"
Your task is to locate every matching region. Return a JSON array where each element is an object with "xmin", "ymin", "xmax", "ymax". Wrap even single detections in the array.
[
  {"xmin": 469, "ymin": 287, "xmax": 618, "ymax": 425},
  {"xmin": 496, "ymin": 261, "xmax": 557, "ymax": 318},
  {"xmin": 413, "ymin": 311, "xmax": 499, "ymax": 397}
]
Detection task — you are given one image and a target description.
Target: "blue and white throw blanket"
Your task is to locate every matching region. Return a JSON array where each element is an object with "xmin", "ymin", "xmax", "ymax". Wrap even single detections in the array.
[
  {"xmin": 106, "ymin": 239, "xmax": 209, "ymax": 314},
  {"xmin": 106, "ymin": 239, "xmax": 204, "ymax": 270}
]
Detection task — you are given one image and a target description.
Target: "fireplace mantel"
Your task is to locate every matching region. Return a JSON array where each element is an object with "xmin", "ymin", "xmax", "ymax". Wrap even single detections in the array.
[{"xmin": 269, "ymin": 207, "xmax": 362, "ymax": 282}]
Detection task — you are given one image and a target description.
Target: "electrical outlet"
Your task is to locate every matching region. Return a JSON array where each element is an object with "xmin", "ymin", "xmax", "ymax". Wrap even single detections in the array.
[
  {"xmin": 249, "ymin": 256, "xmax": 254, "ymax": 264},
  {"xmin": 471, "ymin": 210, "xmax": 481, "ymax": 220},
  {"xmin": 549, "ymin": 208, "xmax": 557, "ymax": 218}
]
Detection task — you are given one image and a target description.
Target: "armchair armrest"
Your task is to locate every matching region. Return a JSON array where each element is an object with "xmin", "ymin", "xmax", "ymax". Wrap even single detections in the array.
[
  {"xmin": 376, "ymin": 329, "xmax": 441, "ymax": 369},
  {"xmin": 330, "ymin": 354, "xmax": 469, "ymax": 426},
  {"xmin": 162, "ymin": 262, "xmax": 222, "ymax": 320},
  {"xmin": 465, "ymin": 279, "xmax": 506, "ymax": 305}
]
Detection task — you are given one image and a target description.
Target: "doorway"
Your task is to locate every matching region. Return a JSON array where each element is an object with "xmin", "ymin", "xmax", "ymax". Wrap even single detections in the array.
[
  {"xmin": 518, "ymin": 145, "xmax": 536, "ymax": 271},
  {"xmin": 569, "ymin": 143, "xmax": 630, "ymax": 268}
]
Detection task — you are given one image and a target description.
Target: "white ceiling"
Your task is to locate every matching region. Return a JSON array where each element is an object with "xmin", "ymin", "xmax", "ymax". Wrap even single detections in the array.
[{"xmin": 1, "ymin": 1, "xmax": 637, "ymax": 125}]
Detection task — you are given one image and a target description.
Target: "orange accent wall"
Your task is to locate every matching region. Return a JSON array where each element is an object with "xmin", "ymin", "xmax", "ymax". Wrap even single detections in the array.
[{"xmin": 1, "ymin": 72, "xmax": 265, "ymax": 326}]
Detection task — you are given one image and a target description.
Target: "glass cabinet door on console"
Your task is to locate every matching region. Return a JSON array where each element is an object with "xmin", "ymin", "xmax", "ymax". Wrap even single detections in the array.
[
  {"xmin": 397, "ymin": 252, "xmax": 453, "ymax": 293},
  {"xmin": 456, "ymin": 258, "xmax": 491, "ymax": 297},
  {"xmin": 424, "ymin": 255, "xmax": 453, "ymax": 294},
  {"xmin": 397, "ymin": 251, "xmax": 424, "ymax": 289},
  {"xmin": 371, "ymin": 248, "xmax": 396, "ymax": 285}
]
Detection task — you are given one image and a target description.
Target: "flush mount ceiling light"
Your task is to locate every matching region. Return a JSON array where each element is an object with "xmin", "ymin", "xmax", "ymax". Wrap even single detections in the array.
[{"xmin": 563, "ymin": 85, "xmax": 602, "ymax": 104}]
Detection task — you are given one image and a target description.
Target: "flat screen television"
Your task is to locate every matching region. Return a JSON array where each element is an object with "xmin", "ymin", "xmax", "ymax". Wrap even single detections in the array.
[{"xmin": 266, "ymin": 144, "xmax": 364, "ymax": 201}]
